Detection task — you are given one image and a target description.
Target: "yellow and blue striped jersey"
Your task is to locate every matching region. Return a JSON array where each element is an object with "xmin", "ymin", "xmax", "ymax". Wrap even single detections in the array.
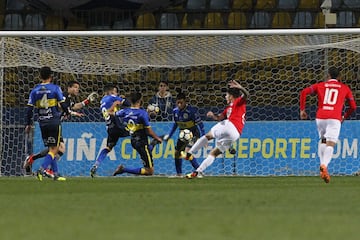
[
  {"xmin": 27, "ymin": 83, "xmax": 65, "ymax": 125},
  {"xmin": 115, "ymin": 107, "xmax": 151, "ymax": 139}
]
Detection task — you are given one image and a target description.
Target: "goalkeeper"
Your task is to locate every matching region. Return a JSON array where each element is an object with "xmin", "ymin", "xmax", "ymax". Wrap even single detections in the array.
[{"xmin": 23, "ymin": 80, "xmax": 98, "ymax": 175}]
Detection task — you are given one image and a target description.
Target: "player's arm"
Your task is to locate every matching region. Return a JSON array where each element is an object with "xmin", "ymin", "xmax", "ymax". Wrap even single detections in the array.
[
  {"xmin": 72, "ymin": 92, "xmax": 99, "ymax": 110},
  {"xmin": 163, "ymin": 122, "xmax": 177, "ymax": 141},
  {"xmin": 59, "ymin": 100, "xmax": 71, "ymax": 117},
  {"xmin": 343, "ymin": 90, "xmax": 357, "ymax": 121},
  {"xmin": 108, "ymin": 97, "xmax": 130, "ymax": 113},
  {"xmin": 299, "ymin": 86, "xmax": 313, "ymax": 120},
  {"xmin": 207, "ymin": 111, "xmax": 225, "ymax": 121},
  {"xmin": 228, "ymin": 80, "xmax": 250, "ymax": 100},
  {"xmin": 146, "ymin": 127, "xmax": 163, "ymax": 143},
  {"xmin": 142, "ymin": 112, "xmax": 162, "ymax": 143},
  {"xmin": 25, "ymin": 104, "xmax": 34, "ymax": 134}
]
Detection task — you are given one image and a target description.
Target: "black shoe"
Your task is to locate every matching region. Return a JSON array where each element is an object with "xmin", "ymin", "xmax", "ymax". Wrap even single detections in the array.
[
  {"xmin": 113, "ymin": 165, "xmax": 125, "ymax": 176},
  {"xmin": 90, "ymin": 165, "xmax": 97, "ymax": 178},
  {"xmin": 36, "ymin": 170, "xmax": 43, "ymax": 181}
]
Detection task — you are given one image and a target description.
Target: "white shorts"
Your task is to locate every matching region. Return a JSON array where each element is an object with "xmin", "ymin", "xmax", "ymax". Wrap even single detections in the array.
[
  {"xmin": 210, "ymin": 120, "xmax": 240, "ymax": 153},
  {"xmin": 316, "ymin": 118, "xmax": 341, "ymax": 142}
]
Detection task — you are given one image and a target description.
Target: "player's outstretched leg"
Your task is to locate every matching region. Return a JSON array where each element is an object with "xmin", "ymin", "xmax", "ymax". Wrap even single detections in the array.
[{"xmin": 113, "ymin": 164, "xmax": 125, "ymax": 176}]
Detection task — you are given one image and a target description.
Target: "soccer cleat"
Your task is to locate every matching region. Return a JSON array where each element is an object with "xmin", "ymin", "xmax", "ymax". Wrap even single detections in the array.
[
  {"xmin": 54, "ymin": 176, "xmax": 66, "ymax": 181},
  {"xmin": 180, "ymin": 151, "xmax": 193, "ymax": 161},
  {"xmin": 23, "ymin": 154, "xmax": 34, "ymax": 169},
  {"xmin": 185, "ymin": 171, "xmax": 198, "ymax": 179},
  {"xmin": 229, "ymin": 147, "xmax": 236, "ymax": 155},
  {"xmin": 43, "ymin": 169, "xmax": 55, "ymax": 178},
  {"xmin": 90, "ymin": 165, "xmax": 98, "ymax": 178},
  {"xmin": 113, "ymin": 164, "xmax": 125, "ymax": 176},
  {"xmin": 197, "ymin": 172, "xmax": 204, "ymax": 178},
  {"xmin": 320, "ymin": 164, "xmax": 330, "ymax": 183},
  {"xmin": 36, "ymin": 170, "xmax": 43, "ymax": 181}
]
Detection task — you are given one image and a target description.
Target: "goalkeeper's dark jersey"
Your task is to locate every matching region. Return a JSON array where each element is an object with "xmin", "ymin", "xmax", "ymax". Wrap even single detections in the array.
[
  {"xmin": 115, "ymin": 107, "xmax": 150, "ymax": 142},
  {"xmin": 168, "ymin": 105, "xmax": 205, "ymax": 138},
  {"xmin": 27, "ymin": 83, "xmax": 65, "ymax": 126},
  {"xmin": 63, "ymin": 92, "xmax": 75, "ymax": 111}
]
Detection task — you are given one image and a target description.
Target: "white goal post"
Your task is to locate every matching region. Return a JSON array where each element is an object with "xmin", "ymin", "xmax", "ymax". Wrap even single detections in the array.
[{"xmin": 0, "ymin": 29, "xmax": 359, "ymax": 177}]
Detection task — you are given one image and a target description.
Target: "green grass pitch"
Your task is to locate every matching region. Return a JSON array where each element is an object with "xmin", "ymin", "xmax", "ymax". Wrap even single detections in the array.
[{"xmin": 1, "ymin": 176, "xmax": 360, "ymax": 240}]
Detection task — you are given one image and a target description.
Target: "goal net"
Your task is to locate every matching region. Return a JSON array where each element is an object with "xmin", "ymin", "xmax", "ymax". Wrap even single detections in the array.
[{"xmin": 1, "ymin": 29, "xmax": 359, "ymax": 177}]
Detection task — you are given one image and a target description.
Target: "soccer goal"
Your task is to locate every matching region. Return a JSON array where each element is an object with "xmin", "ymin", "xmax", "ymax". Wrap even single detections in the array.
[{"xmin": 0, "ymin": 29, "xmax": 359, "ymax": 177}]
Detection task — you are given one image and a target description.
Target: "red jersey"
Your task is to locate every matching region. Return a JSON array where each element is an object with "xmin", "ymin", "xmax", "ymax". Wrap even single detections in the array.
[
  {"xmin": 222, "ymin": 96, "xmax": 246, "ymax": 134},
  {"xmin": 300, "ymin": 79, "xmax": 356, "ymax": 121}
]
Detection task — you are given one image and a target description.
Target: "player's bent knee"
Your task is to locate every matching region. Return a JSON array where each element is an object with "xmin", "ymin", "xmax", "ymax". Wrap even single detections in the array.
[
  {"xmin": 58, "ymin": 142, "xmax": 66, "ymax": 153},
  {"xmin": 205, "ymin": 133, "xmax": 213, "ymax": 140}
]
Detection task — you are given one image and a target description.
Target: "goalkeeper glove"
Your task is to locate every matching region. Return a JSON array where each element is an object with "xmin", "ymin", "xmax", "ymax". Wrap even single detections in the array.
[
  {"xmin": 81, "ymin": 92, "xmax": 98, "ymax": 106},
  {"xmin": 163, "ymin": 134, "xmax": 169, "ymax": 141}
]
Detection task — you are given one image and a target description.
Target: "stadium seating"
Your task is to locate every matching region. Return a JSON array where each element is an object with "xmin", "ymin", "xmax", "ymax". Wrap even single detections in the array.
[
  {"xmin": 204, "ymin": 12, "xmax": 224, "ymax": 29},
  {"xmin": 112, "ymin": 18, "xmax": 134, "ymax": 30},
  {"xmin": 277, "ymin": 0, "xmax": 299, "ymax": 9},
  {"xmin": 0, "ymin": 0, "xmax": 5, "ymax": 13},
  {"xmin": 299, "ymin": 0, "xmax": 323, "ymax": 10},
  {"xmin": 272, "ymin": 12, "xmax": 292, "ymax": 28},
  {"xmin": 168, "ymin": 70, "xmax": 183, "ymax": 82},
  {"xmin": 159, "ymin": 13, "xmax": 180, "ymax": 29},
  {"xmin": 24, "ymin": 14, "xmax": 44, "ymax": 30},
  {"xmin": 135, "ymin": 13, "xmax": 156, "ymax": 29},
  {"xmin": 331, "ymin": 0, "xmax": 343, "ymax": 8},
  {"xmin": 336, "ymin": 11, "xmax": 356, "ymax": 27},
  {"xmin": 211, "ymin": 69, "xmax": 228, "ymax": 81},
  {"xmin": 249, "ymin": 11, "xmax": 272, "ymax": 28},
  {"xmin": 45, "ymin": 15, "xmax": 65, "ymax": 30},
  {"xmin": 298, "ymin": 0, "xmax": 320, "ymax": 9},
  {"xmin": 232, "ymin": 0, "xmax": 253, "ymax": 9},
  {"xmin": 342, "ymin": 0, "xmax": 360, "ymax": 8},
  {"xmin": 255, "ymin": 0, "xmax": 277, "ymax": 9},
  {"xmin": 227, "ymin": 12, "xmax": 247, "ymax": 29},
  {"xmin": 292, "ymin": 11, "xmax": 313, "ymax": 28},
  {"xmin": 188, "ymin": 70, "xmax": 206, "ymax": 82},
  {"xmin": 4, "ymin": 14, "xmax": 23, "ymax": 30},
  {"xmin": 186, "ymin": 0, "xmax": 207, "ymax": 10},
  {"xmin": 66, "ymin": 18, "xmax": 87, "ymax": 30},
  {"xmin": 6, "ymin": 0, "xmax": 24, "ymax": 10},
  {"xmin": 181, "ymin": 13, "xmax": 204, "ymax": 29},
  {"xmin": 313, "ymin": 12, "xmax": 325, "ymax": 28},
  {"xmin": 209, "ymin": 0, "xmax": 230, "ymax": 10}
]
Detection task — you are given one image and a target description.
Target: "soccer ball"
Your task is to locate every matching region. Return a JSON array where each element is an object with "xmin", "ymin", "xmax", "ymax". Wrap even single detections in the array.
[
  {"xmin": 179, "ymin": 129, "xmax": 193, "ymax": 142},
  {"xmin": 147, "ymin": 104, "xmax": 160, "ymax": 117}
]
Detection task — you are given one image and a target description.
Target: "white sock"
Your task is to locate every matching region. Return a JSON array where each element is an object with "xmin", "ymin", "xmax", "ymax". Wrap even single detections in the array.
[
  {"xmin": 318, "ymin": 143, "xmax": 326, "ymax": 165},
  {"xmin": 189, "ymin": 136, "xmax": 208, "ymax": 154},
  {"xmin": 323, "ymin": 146, "xmax": 334, "ymax": 167},
  {"xmin": 197, "ymin": 155, "xmax": 215, "ymax": 173}
]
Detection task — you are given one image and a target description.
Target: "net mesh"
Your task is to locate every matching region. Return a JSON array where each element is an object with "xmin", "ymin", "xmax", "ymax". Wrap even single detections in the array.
[{"xmin": 1, "ymin": 31, "xmax": 359, "ymax": 176}]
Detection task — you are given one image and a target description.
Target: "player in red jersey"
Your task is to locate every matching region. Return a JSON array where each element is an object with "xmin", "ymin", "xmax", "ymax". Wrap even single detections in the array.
[
  {"xmin": 300, "ymin": 66, "xmax": 357, "ymax": 183},
  {"xmin": 185, "ymin": 80, "xmax": 249, "ymax": 178}
]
